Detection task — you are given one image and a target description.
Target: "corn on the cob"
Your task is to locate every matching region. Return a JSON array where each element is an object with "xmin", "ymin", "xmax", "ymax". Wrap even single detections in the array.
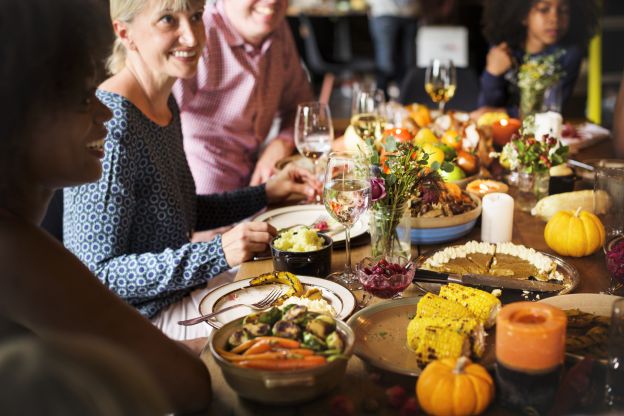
[
  {"xmin": 439, "ymin": 283, "xmax": 501, "ymax": 328},
  {"xmin": 407, "ymin": 316, "xmax": 486, "ymax": 357},
  {"xmin": 406, "ymin": 325, "xmax": 470, "ymax": 366},
  {"xmin": 416, "ymin": 293, "xmax": 475, "ymax": 321}
]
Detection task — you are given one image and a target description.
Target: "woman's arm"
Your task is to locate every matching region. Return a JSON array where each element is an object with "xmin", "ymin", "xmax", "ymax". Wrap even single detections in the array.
[{"xmin": 0, "ymin": 222, "xmax": 212, "ymax": 414}]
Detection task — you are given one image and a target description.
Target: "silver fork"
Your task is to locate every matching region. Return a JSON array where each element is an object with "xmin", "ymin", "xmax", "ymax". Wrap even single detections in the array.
[{"xmin": 177, "ymin": 287, "xmax": 283, "ymax": 326}]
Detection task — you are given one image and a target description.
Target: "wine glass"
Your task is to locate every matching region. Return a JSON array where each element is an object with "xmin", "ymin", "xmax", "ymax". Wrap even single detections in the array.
[
  {"xmin": 323, "ymin": 151, "xmax": 371, "ymax": 289},
  {"xmin": 294, "ymin": 101, "xmax": 334, "ymax": 197},
  {"xmin": 425, "ymin": 59, "xmax": 457, "ymax": 113},
  {"xmin": 351, "ymin": 83, "xmax": 385, "ymax": 117},
  {"xmin": 350, "ymin": 113, "xmax": 385, "ymax": 145}
]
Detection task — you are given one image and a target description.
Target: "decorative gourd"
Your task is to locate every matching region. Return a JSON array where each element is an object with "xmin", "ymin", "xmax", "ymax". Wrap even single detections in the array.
[
  {"xmin": 544, "ymin": 208, "xmax": 605, "ymax": 257},
  {"xmin": 416, "ymin": 357, "xmax": 494, "ymax": 416}
]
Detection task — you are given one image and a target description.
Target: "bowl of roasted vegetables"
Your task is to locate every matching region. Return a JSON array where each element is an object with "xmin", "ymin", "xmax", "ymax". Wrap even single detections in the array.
[{"xmin": 209, "ymin": 304, "xmax": 354, "ymax": 404}]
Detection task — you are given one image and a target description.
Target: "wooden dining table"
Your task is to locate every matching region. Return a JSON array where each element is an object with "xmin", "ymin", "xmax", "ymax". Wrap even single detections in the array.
[{"xmin": 199, "ymin": 140, "xmax": 615, "ymax": 416}]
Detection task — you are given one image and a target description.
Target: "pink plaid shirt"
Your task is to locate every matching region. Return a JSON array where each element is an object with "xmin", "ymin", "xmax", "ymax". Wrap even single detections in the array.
[{"xmin": 173, "ymin": 1, "xmax": 314, "ymax": 194}]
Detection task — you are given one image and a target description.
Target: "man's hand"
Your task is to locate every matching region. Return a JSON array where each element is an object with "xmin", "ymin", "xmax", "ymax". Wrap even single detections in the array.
[
  {"xmin": 221, "ymin": 222, "xmax": 277, "ymax": 266},
  {"xmin": 265, "ymin": 163, "xmax": 321, "ymax": 204},
  {"xmin": 485, "ymin": 42, "xmax": 513, "ymax": 76},
  {"xmin": 250, "ymin": 139, "xmax": 293, "ymax": 186}
]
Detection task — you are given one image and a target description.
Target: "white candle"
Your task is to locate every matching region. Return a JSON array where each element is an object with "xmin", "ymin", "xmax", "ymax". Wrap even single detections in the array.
[
  {"xmin": 481, "ymin": 193, "xmax": 514, "ymax": 243},
  {"xmin": 534, "ymin": 111, "xmax": 563, "ymax": 140}
]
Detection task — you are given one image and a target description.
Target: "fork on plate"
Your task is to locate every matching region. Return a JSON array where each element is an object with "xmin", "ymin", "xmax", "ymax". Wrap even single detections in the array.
[{"xmin": 177, "ymin": 287, "xmax": 283, "ymax": 326}]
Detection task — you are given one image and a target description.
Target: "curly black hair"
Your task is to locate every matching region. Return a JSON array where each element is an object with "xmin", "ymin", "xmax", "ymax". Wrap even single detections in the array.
[
  {"xmin": 482, "ymin": 0, "xmax": 600, "ymax": 50},
  {"xmin": 0, "ymin": 0, "xmax": 111, "ymax": 145}
]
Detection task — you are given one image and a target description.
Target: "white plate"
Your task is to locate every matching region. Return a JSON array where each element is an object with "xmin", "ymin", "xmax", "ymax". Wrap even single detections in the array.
[
  {"xmin": 198, "ymin": 276, "xmax": 356, "ymax": 328},
  {"xmin": 539, "ymin": 293, "xmax": 621, "ymax": 316},
  {"xmin": 254, "ymin": 204, "xmax": 368, "ymax": 244}
]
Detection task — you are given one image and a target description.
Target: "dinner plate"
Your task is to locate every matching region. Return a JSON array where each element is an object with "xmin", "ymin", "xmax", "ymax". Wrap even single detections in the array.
[
  {"xmin": 198, "ymin": 276, "xmax": 356, "ymax": 328},
  {"xmin": 540, "ymin": 294, "xmax": 620, "ymax": 364},
  {"xmin": 254, "ymin": 204, "xmax": 368, "ymax": 244},
  {"xmin": 414, "ymin": 246, "xmax": 580, "ymax": 301},
  {"xmin": 347, "ymin": 296, "xmax": 495, "ymax": 377}
]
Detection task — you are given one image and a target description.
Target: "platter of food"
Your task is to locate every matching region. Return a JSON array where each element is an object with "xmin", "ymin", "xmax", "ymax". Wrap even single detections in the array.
[
  {"xmin": 539, "ymin": 293, "xmax": 619, "ymax": 363},
  {"xmin": 199, "ymin": 274, "xmax": 356, "ymax": 328},
  {"xmin": 414, "ymin": 241, "xmax": 580, "ymax": 298},
  {"xmin": 347, "ymin": 284, "xmax": 500, "ymax": 376},
  {"xmin": 410, "ymin": 184, "xmax": 481, "ymax": 244},
  {"xmin": 254, "ymin": 204, "xmax": 368, "ymax": 245},
  {"xmin": 561, "ymin": 122, "xmax": 610, "ymax": 152}
]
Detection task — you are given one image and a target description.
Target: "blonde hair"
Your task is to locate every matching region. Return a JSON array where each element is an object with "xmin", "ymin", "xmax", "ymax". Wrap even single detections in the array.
[{"xmin": 106, "ymin": 0, "xmax": 204, "ymax": 75}]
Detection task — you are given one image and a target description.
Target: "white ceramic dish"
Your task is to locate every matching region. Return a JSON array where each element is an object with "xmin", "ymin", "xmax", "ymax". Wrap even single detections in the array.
[
  {"xmin": 198, "ymin": 276, "xmax": 356, "ymax": 328},
  {"xmin": 254, "ymin": 204, "xmax": 368, "ymax": 244}
]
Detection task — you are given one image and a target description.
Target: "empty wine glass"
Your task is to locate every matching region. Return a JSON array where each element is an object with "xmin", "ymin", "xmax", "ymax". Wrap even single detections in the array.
[
  {"xmin": 425, "ymin": 59, "xmax": 457, "ymax": 113},
  {"xmin": 294, "ymin": 101, "xmax": 334, "ymax": 197},
  {"xmin": 323, "ymin": 151, "xmax": 371, "ymax": 289}
]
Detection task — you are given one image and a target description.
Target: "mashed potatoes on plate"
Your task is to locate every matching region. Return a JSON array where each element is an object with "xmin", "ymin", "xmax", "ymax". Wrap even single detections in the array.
[{"xmin": 273, "ymin": 227, "xmax": 326, "ymax": 252}]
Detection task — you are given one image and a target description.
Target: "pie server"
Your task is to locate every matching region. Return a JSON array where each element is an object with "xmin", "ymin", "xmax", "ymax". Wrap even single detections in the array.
[{"xmin": 413, "ymin": 269, "xmax": 566, "ymax": 292}]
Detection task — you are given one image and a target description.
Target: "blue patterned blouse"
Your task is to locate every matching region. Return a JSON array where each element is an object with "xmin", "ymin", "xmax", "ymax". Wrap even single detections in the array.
[{"xmin": 63, "ymin": 90, "xmax": 267, "ymax": 318}]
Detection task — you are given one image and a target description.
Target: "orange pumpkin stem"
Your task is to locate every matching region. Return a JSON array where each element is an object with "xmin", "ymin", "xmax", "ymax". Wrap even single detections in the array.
[{"xmin": 453, "ymin": 356, "xmax": 470, "ymax": 375}]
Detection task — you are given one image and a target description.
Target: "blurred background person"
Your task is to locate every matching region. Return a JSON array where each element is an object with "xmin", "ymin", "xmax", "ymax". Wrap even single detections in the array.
[
  {"xmin": 0, "ymin": 0, "xmax": 212, "ymax": 412},
  {"xmin": 63, "ymin": 0, "xmax": 319, "ymax": 341},
  {"xmin": 366, "ymin": 0, "xmax": 420, "ymax": 97},
  {"xmin": 173, "ymin": 0, "xmax": 314, "ymax": 194},
  {"xmin": 476, "ymin": 0, "xmax": 599, "ymax": 117}
]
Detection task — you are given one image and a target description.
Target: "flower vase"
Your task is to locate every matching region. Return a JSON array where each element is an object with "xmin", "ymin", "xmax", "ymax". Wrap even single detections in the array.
[
  {"xmin": 519, "ymin": 88, "xmax": 545, "ymax": 119},
  {"xmin": 369, "ymin": 203, "xmax": 411, "ymax": 259},
  {"xmin": 516, "ymin": 171, "xmax": 550, "ymax": 212}
]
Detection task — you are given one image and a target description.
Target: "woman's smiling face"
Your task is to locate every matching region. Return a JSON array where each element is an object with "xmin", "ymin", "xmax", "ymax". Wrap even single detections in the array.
[{"xmin": 121, "ymin": 0, "xmax": 206, "ymax": 80}]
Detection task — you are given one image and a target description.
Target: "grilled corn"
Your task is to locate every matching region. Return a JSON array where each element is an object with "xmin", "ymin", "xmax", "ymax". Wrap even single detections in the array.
[
  {"xmin": 416, "ymin": 293, "xmax": 474, "ymax": 320},
  {"xmin": 407, "ymin": 316, "xmax": 486, "ymax": 357},
  {"xmin": 439, "ymin": 283, "xmax": 501, "ymax": 328},
  {"xmin": 406, "ymin": 325, "xmax": 470, "ymax": 366}
]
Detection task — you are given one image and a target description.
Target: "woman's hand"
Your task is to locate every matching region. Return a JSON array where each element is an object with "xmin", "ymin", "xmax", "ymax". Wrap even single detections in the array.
[
  {"xmin": 486, "ymin": 42, "xmax": 513, "ymax": 76},
  {"xmin": 221, "ymin": 222, "xmax": 277, "ymax": 266},
  {"xmin": 265, "ymin": 163, "xmax": 322, "ymax": 204}
]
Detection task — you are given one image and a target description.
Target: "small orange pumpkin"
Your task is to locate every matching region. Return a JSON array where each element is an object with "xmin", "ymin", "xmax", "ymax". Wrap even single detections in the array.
[
  {"xmin": 416, "ymin": 357, "xmax": 494, "ymax": 416},
  {"xmin": 544, "ymin": 208, "xmax": 605, "ymax": 257}
]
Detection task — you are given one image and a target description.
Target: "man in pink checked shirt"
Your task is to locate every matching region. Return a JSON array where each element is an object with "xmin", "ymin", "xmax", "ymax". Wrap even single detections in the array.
[{"xmin": 173, "ymin": 0, "xmax": 314, "ymax": 194}]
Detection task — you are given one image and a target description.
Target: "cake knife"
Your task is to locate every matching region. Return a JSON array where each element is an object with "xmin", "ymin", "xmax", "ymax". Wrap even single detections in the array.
[{"xmin": 413, "ymin": 269, "xmax": 566, "ymax": 292}]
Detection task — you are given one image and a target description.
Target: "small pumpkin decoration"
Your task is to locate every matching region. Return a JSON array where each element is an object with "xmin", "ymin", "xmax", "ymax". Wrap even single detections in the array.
[
  {"xmin": 544, "ymin": 208, "xmax": 605, "ymax": 257},
  {"xmin": 416, "ymin": 357, "xmax": 494, "ymax": 416}
]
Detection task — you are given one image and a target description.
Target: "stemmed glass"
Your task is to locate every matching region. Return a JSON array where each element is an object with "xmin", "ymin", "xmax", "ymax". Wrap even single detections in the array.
[
  {"xmin": 425, "ymin": 59, "xmax": 457, "ymax": 113},
  {"xmin": 294, "ymin": 101, "xmax": 334, "ymax": 199},
  {"xmin": 351, "ymin": 83, "xmax": 385, "ymax": 117},
  {"xmin": 323, "ymin": 151, "xmax": 371, "ymax": 289}
]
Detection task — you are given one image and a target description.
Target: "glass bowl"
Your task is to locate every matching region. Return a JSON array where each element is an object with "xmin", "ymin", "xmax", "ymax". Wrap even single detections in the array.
[
  {"xmin": 606, "ymin": 235, "xmax": 624, "ymax": 295},
  {"xmin": 355, "ymin": 256, "xmax": 415, "ymax": 299}
]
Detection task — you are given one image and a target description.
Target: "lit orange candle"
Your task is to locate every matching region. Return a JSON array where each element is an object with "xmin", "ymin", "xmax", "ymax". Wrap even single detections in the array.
[
  {"xmin": 491, "ymin": 118, "xmax": 521, "ymax": 148},
  {"xmin": 496, "ymin": 302, "xmax": 567, "ymax": 371}
]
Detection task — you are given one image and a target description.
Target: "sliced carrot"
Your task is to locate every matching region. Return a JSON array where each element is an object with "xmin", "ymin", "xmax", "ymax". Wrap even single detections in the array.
[
  {"xmin": 243, "ymin": 339, "xmax": 271, "ymax": 355},
  {"xmin": 302, "ymin": 355, "xmax": 327, "ymax": 364},
  {"xmin": 255, "ymin": 336, "xmax": 300, "ymax": 349},
  {"xmin": 230, "ymin": 338, "xmax": 259, "ymax": 354},
  {"xmin": 223, "ymin": 352, "xmax": 290, "ymax": 362},
  {"xmin": 283, "ymin": 348, "xmax": 315, "ymax": 356},
  {"xmin": 237, "ymin": 357, "xmax": 326, "ymax": 371}
]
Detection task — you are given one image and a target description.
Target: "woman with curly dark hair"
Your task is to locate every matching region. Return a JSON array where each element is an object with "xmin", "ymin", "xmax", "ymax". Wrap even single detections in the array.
[{"xmin": 476, "ymin": 0, "xmax": 599, "ymax": 116}]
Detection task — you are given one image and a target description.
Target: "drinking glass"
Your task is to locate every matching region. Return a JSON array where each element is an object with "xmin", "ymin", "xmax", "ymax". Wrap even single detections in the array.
[
  {"xmin": 351, "ymin": 82, "xmax": 385, "ymax": 117},
  {"xmin": 594, "ymin": 161, "xmax": 624, "ymax": 295},
  {"xmin": 323, "ymin": 151, "xmax": 371, "ymax": 289},
  {"xmin": 294, "ymin": 101, "xmax": 334, "ymax": 199},
  {"xmin": 425, "ymin": 59, "xmax": 457, "ymax": 113},
  {"xmin": 605, "ymin": 298, "xmax": 624, "ymax": 409}
]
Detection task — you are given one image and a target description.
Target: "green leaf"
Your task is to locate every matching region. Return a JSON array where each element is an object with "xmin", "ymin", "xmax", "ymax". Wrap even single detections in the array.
[
  {"xmin": 441, "ymin": 161, "xmax": 455, "ymax": 172},
  {"xmin": 383, "ymin": 136, "xmax": 397, "ymax": 153},
  {"xmin": 430, "ymin": 161, "xmax": 440, "ymax": 171}
]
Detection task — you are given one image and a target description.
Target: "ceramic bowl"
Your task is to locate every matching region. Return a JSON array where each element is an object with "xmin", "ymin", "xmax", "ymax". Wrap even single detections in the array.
[
  {"xmin": 209, "ymin": 317, "xmax": 354, "ymax": 405},
  {"xmin": 270, "ymin": 233, "xmax": 332, "ymax": 278}
]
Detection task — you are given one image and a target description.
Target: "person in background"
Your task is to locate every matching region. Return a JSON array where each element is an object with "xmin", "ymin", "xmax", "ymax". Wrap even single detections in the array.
[
  {"xmin": 476, "ymin": 0, "xmax": 599, "ymax": 117},
  {"xmin": 614, "ymin": 75, "xmax": 624, "ymax": 157},
  {"xmin": 63, "ymin": 0, "xmax": 319, "ymax": 341},
  {"xmin": 0, "ymin": 0, "xmax": 212, "ymax": 412},
  {"xmin": 173, "ymin": 0, "xmax": 314, "ymax": 194},
  {"xmin": 366, "ymin": 0, "xmax": 420, "ymax": 96}
]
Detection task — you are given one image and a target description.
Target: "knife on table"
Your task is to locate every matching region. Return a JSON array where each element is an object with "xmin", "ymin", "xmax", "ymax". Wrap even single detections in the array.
[{"xmin": 413, "ymin": 269, "xmax": 565, "ymax": 292}]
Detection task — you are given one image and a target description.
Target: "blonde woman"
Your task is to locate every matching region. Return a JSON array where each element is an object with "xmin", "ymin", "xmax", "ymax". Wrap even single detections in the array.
[
  {"xmin": 63, "ymin": 0, "xmax": 319, "ymax": 340},
  {"xmin": 0, "ymin": 0, "xmax": 211, "ymax": 412}
]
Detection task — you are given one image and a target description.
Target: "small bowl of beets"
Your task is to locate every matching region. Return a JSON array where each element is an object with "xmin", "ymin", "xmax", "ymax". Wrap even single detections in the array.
[{"xmin": 355, "ymin": 256, "xmax": 415, "ymax": 299}]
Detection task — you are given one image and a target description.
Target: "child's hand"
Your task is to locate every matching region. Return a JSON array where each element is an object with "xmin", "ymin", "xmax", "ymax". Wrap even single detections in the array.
[{"xmin": 486, "ymin": 42, "xmax": 513, "ymax": 76}]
